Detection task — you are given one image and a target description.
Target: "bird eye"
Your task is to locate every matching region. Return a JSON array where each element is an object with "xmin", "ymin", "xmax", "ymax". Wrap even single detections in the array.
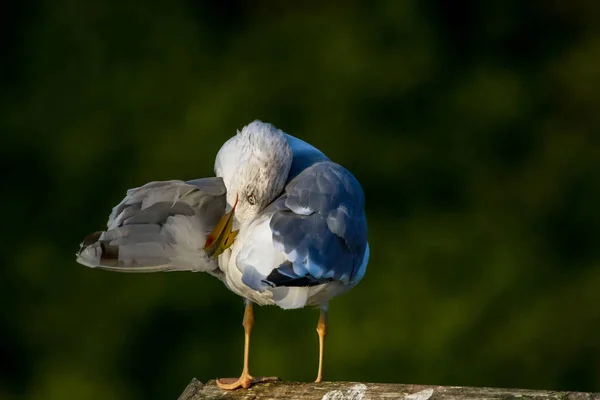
[{"xmin": 247, "ymin": 193, "xmax": 257, "ymax": 205}]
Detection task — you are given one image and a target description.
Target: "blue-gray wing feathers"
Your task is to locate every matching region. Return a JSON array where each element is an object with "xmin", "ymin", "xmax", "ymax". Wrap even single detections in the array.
[{"xmin": 265, "ymin": 162, "xmax": 367, "ymax": 287}]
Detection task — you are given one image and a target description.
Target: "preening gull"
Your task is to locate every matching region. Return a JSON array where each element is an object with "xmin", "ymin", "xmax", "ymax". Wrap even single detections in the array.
[{"xmin": 77, "ymin": 120, "xmax": 369, "ymax": 389}]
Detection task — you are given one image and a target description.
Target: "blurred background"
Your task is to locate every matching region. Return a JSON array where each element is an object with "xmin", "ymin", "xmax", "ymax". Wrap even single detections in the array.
[{"xmin": 2, "ymin": 1, "xmax": 600, "ymax": 399}]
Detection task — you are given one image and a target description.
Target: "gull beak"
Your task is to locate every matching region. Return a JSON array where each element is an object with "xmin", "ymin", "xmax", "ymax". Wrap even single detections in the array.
[{"xmin": 204, "ymin": 195, "xmax": 239, "ymax": 258}]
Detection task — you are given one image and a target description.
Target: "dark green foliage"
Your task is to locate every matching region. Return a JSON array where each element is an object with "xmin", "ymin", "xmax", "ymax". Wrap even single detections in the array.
[{"xmin": 1, "ymin": 1, "xmax": 599, "ymax": 399}]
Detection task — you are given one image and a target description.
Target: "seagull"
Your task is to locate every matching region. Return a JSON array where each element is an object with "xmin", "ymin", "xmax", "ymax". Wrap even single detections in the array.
[{"xmin": 76, "ymin": 120, "xmax": 369, "ymax": 390}]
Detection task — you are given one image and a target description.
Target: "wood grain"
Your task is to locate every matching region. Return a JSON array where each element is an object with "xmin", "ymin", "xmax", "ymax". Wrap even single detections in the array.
[{"xmin": 178, "ymin": 378, "xmax": 600, "ymax": 400}]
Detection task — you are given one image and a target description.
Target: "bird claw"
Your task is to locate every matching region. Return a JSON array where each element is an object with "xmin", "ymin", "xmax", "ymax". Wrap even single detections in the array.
[{"xmin": 217, "ymin": 374, "xmax": 279, "ymax": 390}]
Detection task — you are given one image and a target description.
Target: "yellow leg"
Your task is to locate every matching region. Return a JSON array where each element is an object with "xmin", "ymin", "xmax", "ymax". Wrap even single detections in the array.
[
  {"xmin": 315, "ymin": 305, "xmax": 328, "ymax": 383},
  {"xmin": 217, "ymin": 301, "xmax": 279, "ymax": 390}
]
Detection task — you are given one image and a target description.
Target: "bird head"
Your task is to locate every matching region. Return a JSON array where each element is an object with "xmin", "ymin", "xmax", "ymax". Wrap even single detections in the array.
[{"xmin": 204, "ymin": 120, "xmax": 293, "ymax": 258}]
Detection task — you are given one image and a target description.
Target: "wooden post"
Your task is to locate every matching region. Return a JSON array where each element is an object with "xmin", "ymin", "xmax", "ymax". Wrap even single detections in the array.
[{"xmin": 178, "ymin": 378, "xmax": 600, "ymax": 400}]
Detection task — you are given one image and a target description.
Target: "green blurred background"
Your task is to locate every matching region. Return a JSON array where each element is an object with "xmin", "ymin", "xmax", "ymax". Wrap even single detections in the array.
[{"xmin": 2, "ymin": 1, "xmax": 600, "ymax": 399}]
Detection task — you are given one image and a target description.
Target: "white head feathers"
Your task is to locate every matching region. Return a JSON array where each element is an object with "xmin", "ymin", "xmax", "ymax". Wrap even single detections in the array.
[{"xmin": 215, "ymin": 120, "xmax": 293, "ymax": 225}]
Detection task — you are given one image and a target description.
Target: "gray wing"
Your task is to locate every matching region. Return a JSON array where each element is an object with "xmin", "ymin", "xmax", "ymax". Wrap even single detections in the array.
[
  {"xmin": 76, "ymin": 177, "xmax": 226, "ymax": 273},
  {"xmin": 264, "ymin": 162, "xmax": 367, "ymax": 287}
]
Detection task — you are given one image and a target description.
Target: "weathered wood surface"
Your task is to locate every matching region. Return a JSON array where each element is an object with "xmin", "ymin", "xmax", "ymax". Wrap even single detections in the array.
[{"xmin": 178, "ymin": 378, "xmax": 600, "ymax": 400}]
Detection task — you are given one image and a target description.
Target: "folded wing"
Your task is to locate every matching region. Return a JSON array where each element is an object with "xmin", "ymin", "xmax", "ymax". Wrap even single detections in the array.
[
  {"xmin": 239, "ymin": 162, "xmax": 368, "ymax": 294},
  {"xmin": 76, "ymin": 178, "xmax": 226, "ymax": 273}
]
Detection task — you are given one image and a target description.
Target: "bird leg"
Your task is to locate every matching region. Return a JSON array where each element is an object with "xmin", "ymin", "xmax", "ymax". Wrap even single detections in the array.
[
  {"xmin": 217, "ymin": 301, "xmax": 279, "ymax": 390},
  {"xmin": 315, "ymin": 305, "xmax": 328, "ymax": 383}
]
